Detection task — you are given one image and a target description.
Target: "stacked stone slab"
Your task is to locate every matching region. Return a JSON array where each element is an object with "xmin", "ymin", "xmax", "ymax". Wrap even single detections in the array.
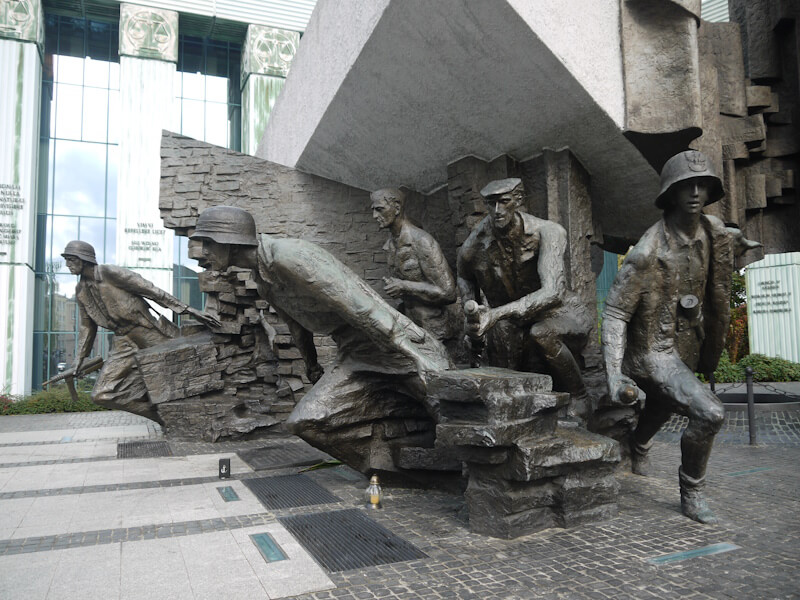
[
  {"xmin": 136, "ymin": 265, "xmax": 296, "ymax": 441},
  {"xmin": 427, "ymin": 368, "xmax": 620, "ymax": 539}
]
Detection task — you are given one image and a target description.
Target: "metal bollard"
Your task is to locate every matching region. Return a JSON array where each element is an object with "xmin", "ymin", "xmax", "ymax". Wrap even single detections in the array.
[{"xmin": 745, "ymin": 367, "xmax": 757, "ymax": 445}]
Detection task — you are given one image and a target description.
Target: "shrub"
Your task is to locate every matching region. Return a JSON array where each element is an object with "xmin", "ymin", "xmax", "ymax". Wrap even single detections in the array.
[
  {"xmin": 0, "ymin": 386, "xmax": 109, "ymax": 415},
  {"xmin": 738, "ymin": 354, "xmax": 800, "ymax": 382}
]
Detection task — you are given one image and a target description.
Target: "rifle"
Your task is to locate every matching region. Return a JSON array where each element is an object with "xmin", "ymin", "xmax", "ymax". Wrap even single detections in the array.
[{"xmin": 43, "ymin": 356, "xmax": 104, "ymax": 403}]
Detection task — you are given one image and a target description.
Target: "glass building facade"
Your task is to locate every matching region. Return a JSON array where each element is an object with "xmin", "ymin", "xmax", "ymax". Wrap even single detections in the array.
[{"xmin": 31, "ymin": 16, "xmax": 243, "ymax": 388}]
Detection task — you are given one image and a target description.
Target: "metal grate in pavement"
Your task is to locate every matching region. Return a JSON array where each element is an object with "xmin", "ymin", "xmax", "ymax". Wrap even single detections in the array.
[
  {"xmin": 117, "ymin": 441, "xmax": 172, "ymax": 459},
  {"xmin": 280, "ymin": 508, "xmax": 428, "ymax": 572},
  {"xmin": 242, "ymin": 474, "xmax": 340, "ymax": 509},
  {"xmin": 237, "ymin": 442, "xmax": 330, "ymax": 470}
]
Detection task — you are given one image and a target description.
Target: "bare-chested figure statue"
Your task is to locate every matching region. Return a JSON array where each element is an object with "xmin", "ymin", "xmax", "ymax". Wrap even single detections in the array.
[
  {"xmin": 602, "ymin": 150, "xmax": 760, "ymax": 524},
  {"xmin": 189, "ymin": 206, "xmax": 452, "ymax": 473},
  {"xmin": 456, "ymin": 178, "xmax": 593, "ymax": 423},
  {"xmin": 370, "ymin": 188, "xmax": 462, "ymax": 356}
]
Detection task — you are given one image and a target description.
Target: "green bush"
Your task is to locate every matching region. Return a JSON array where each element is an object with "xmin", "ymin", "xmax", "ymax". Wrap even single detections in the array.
[
  {"xmin": 0, "ymin": 385, "xmax": 109, "ymax": 415},
  {"xmin": 738, "ymin": 354, "xmax": 800, "ymax": 382},
  {"xmin": 706, "ymin": 351, "xmax": 800, "ymax": 383}
]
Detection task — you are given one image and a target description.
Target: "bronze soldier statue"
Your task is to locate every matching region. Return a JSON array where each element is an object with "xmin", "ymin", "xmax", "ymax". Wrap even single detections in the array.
[
  {"xmin": 370, "ymin": 188, "xmax": 462, "ymax": 357},
  {"xmin": 456, "ymin": 178, "xmax": 593, "ymax": 423},
  {"xmin": 63, "ymin": 240, "xmax": 218, "ymax": 421},
  {"xmin": 189, "ymin": 206, "xmax": 451, "ymax": 473},
  {"xmin": 602, "ymin": 150, "xmax": 759, "ymax": 524}
]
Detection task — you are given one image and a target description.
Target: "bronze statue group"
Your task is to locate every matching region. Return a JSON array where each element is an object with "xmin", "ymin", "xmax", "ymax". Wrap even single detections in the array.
[{"xmin": 63, "ymin": 150, "xmax": 759, "ymax": 525}]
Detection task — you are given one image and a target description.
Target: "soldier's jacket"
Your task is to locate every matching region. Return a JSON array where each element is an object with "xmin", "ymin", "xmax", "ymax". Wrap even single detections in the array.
[
  {"xmin": 76, "ymin": 264, "xmax": 186, "ymax": 355},
  {"xmin": 604, "ymin": 214, "xmax": 733, "ymax": 376}
]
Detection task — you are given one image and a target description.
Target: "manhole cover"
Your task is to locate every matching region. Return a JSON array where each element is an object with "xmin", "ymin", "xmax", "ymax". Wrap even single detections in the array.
[
  {"xmin": 117, "ymin": 441, "xmax": 172, "ymax": 459},
  {"xmin": 280, "ymin": 508, "xmax": 428, "ymax": 572},
  {"xmin": 243, "ymin": 474, "xmax": 340, "ymax": 509},
  {"xmin": 237, "ymin": 442, "xmax": 329, "ymax": 470}
]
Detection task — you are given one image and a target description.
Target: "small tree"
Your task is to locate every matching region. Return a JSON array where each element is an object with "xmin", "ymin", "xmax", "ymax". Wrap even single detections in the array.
[{"xmin": 725, "ymin": 271, "xmax": 748, "ymax": 363}]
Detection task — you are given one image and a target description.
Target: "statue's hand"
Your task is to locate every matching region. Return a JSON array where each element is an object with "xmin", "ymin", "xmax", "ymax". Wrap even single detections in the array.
[
  {"xmin": 608, "ymin": 374, "xmax": 639, "ymax": 406},
  {"xmin": 73, "ymin": 357, "xmax": 84, "ymax": 378},
  {"xmin": 306, "ymin": 362, "xmax": 324, "ymax": 384},
  {"xmin": 383, "ymin": 277, "xmax": 406, "ymax": 298},
  {"xmin": 185, "ymin": 307, "xmax": 221, "ymax": 328},
  {"xmin": 464, "ymin": 300, "xmax": 493, "ymax": 339}
]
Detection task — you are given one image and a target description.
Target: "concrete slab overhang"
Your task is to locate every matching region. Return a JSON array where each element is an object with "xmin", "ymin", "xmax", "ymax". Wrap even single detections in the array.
[{"xmin": 258, "ymin": 0, "xmax": 663, "ymax": 241}]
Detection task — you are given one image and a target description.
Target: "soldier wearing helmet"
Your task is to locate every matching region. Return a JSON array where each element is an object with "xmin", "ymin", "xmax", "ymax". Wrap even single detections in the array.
[
  {"xmin": 602, "ymin": 150, "xmax": 759, "ymax": 524},
  {"xmin": 63, "ymin": 240, "xmax": 219, "ymax": 421},
  {"xmin": 190, "ymin": 206, "xmax": 452, "ymax": 475}
]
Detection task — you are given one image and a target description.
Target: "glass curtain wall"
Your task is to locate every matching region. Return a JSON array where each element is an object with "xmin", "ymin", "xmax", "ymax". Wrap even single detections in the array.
[
  {"xmin": 32, "ymin": 18, "xmax": 243, "ymax": 388},
  {"xmin": 172, "ymin": 35, "xmax": 241, "ymax": 315},
  {"xmin": 33, "ymin": 15, "xmax": 119, "ymax": 389}
]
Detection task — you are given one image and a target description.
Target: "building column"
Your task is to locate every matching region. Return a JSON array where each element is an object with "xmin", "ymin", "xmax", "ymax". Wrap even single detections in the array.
[
  {"xmin": 0, "ymin": 0, "xmax": 43, "ymax": 395},
  {"xmin": 116, "ymin": 4, "xmax": 178, "ymax": 298},
  {"xmin": 241, "ymin": 24, "xmax": 299, "ymax": 156}
]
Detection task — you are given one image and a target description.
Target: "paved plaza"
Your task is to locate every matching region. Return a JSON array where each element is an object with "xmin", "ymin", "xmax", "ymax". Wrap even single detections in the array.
[{"xmin": 0, "ymin": 407, "xmax": 797, "ymax": 599}]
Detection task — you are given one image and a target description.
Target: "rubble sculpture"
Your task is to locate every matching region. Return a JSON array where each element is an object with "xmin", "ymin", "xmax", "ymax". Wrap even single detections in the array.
[
  {"xmin": 456, "ymin": 178, "xmax": 593, "ymax": 423},
  {"xmin": 370, "ymin": 187, "xmax": 463, "ymax": 357},
  {"xmin": 62, "ymin": 240, "xmax": 219, "ymax": 422},
  {"xmin": 602, "ymin": 150, "xmax": 760, "ymax": 524},
  {"xmin": 189, "ymin": 206, "xmax": 452, "ymax": 475}
]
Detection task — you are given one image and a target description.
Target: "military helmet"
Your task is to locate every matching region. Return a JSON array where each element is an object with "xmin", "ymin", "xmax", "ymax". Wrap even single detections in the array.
[
  {"xmin": 190, "ymin": 205, "xmax": 258, "ymax": 247},
  {"xmin": 655, "ymin": 150, "xmax": 724, "ymax": 209},
  {"xmin": 61, "ymin": 240, "xmax": 97, "ymax": 265}
]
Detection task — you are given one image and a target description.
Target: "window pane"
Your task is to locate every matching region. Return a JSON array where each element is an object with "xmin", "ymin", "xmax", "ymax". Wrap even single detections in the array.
[
  {"xmin": 205, "ymin": 102, "xmax": 228, "ymax": 146},
  {"xmin": 32, "ymin": 332, "xmax": 50, "ymax": 389},
  {"xmin": 79, "ymin": 217, "xmax": 105, "ymax": 262},
  {"xmin": 56, "ymin": 55, "xmax": 84, "ymax": 85},
  {"xmin": 86, "ymin": 21, "xmax": 112, "ymax": 63},
  {"xmin": 50, "ymin": 334, "xmax": 78, "ymax": 384},
  {"xmin": 84, "ymin": 57, "xmax": 109, "ymax": 89},
  {"xmin": 106, "ymin": 145, "xmax": 118, "ymax": 217},
  {"xmin": 33, "ymin": 275, "xmax": 48, "ymax": 331},
  {"xmin": 181, "ymin": 98, "xmax": 204, "ymax": 140},
  {"xmin": 54, "ymin": 83, "xmax": 83, "ymax": 140},
  {"xmin": 107, "ymin": 89, "xmax": 119, "ymax": 144},
  {"xmin": 109, "ymin": 61, "xmax": 120, "ymax": 90},
  {"xmin": 50, "ymin": 215, "xmax": 79, "ymax": 267},
  {"xmin": 105, "ymin": 219, "xmax": 116, "ymax": 265},
  {"xmin": 182, "ymin": 71, "xmax": 205, "ymax": 100},
  {"xmin": 179, "ymin": 38, "xmax": 203, "ymax": 74},
  {"xmin": 53, "ymin": 140, "xmax": 107, "ymax": 216},
  {"xmin": 49, "ymin": 280, "xmax": 79, "ymax": 332},
  {"xmin": 58, "ymin": 18, "xmax": 86, "ymax": 59},
  {"xmin": 206, "ymin": 75, "xmax": 227, "ymax": 104},
  {"xmin": 82, "ymin": 87, "xmax": 109, "ymax": 142},
  {"xmin": 205, "ymin": 42, "xmax": 229, "ymax": 79}
]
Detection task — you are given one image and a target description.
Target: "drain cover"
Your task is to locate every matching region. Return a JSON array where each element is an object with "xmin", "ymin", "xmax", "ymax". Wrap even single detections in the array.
[
  {"xmin": 117, "ymin": 441, "xmax": 172, "ymax": 459},
  {"xmin": 237, "ymin": 442, "xmax": 329, "ymax": 470},
  {"xmin": 280, "ymin": 508, "xmax": 428, "ymax": 572},
  {"xmin": 243, "ymin": 474, "xmax": 340, "ymax": 509}
]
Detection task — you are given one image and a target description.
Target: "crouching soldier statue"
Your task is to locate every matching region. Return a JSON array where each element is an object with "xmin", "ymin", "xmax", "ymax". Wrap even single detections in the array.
[
  {"xmin": 189, "ymin": 206, "xmax": 452, "ymax": 474},
  {"xmin": 602, "ymin": 151, "xmax": 760, "ymax": 523},
  {"xmin": 63, "ymin": 240, "xmax": 219, "ymax": 422}
]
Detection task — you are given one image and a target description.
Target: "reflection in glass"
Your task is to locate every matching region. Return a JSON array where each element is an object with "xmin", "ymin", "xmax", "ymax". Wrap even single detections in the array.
[
  {"xmin": 181, "ymin": 98, "xmax": 205, "ymax": 141},
  {"xmin": 49, "ymin": 277, "xmax": 79, "ymax": 331},
  {"xmin": 82, "ymin": 87, "xmax": 109, "ymax": 143},
  {"xmin": 106, "ymin": 146, "xmax": 118, "ymax": 217},
  {"xmin": 50, "ymin": 334, "xmax": 78, "ymax": 381},
  {"xmin": 53, "ymin": 140, "xmax": 107, "ymax": 216},
  {"xmin": 205, "ymin": 102, "xmax": 228, "ymax": 146},
  {"xmin": 105, "ymin": 219, "xmax": 116, "ymax": 265},
  {"xmin": 79, "ymin": 217, "xmax": 106, "ymax": 263},
  {"xmin": 50, "ymin": 215, "xmax": 79, "ymax": 268},
  {"xmin": 84, "ymin": 57, "xmax": 109, "ymax": 88},
  {"xmin": 107, "ymin": 90, "xmax": 120, "ymax": 144},
  {"xmin": 54, "ymin": 83, "xmax": 83, "ymax": 140},
  {"xmin": 206, "ymin": 75, "xmax": 227, "ymax": 103},
  {"xmin": 56, "ymin": 55, "xmax": 84, "ymax": 85},
  {"xmin": 182, "ymin": 71, "xmax": 205, "ymax": 100}
]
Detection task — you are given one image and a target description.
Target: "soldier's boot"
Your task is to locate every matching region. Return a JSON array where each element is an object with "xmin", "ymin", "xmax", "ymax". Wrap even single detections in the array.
[
  {"xmin": 629, "ymin": 437, "xmax": 652, "ymax": 476},
  {"xmin": 679, "ymin": 467, "xmax": 718, "ymax": 524}
]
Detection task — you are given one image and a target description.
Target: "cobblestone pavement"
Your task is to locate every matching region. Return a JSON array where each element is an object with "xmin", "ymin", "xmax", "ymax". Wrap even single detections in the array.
[{"xmin": 0, "ymin": 411, "xmax": 797, "ymax": 599}]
